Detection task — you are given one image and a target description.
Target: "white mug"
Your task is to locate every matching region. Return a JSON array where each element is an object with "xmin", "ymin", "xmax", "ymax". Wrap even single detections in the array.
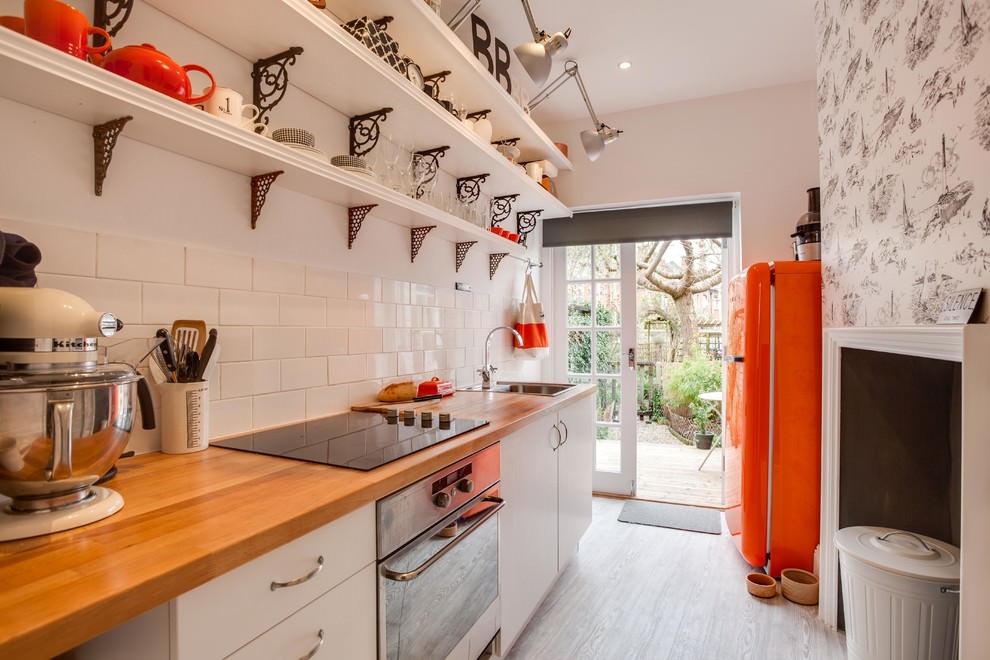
[
  {"xmin": 242, "ymin": 119, "xmax": 270, "ymax": 137},
  {"xmin": 204, "ymin": 87, "xmax": 260, "ymax": 126},
  {"xmin": 473, "ymin": 117, "xmax": 493, "ymax": 143},
  {"xmin": 525, "ymin": 161, "xmax": 544, "ymax": 182}
]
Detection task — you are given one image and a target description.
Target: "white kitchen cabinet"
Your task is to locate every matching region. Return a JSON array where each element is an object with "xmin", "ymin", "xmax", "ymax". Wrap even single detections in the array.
[
  {"xmin": 227, "ymin": 562, "xmax": 376, "ymax": 660},
  {"xmin": 498, "ymin": 395, "xmax": 594, "ymax": 654}
]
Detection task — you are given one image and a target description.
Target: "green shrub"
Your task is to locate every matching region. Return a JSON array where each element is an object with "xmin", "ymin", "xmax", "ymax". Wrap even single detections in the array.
[{"xmin": 664, "ymin": 354, "xmax": 721, "ymax": 432}]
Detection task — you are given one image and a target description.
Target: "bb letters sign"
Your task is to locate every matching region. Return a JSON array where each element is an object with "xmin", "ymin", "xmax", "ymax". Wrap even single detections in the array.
[{"xmin": 470, "ymin": 14, "xmax": 512, "ymax": 94}]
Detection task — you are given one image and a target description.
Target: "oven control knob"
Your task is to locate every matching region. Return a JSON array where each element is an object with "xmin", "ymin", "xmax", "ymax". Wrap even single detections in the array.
[
  {"xmin": 456, "ymin": 478, "xmax": 474, "ymax": 494},
  {"xmin": 421, "ymin": 411, "xmax": 433, "ymax": 428},
  {"xmin": 402, "ymin": 410, "xmax": 416, "ymax": 426},
  {"xmin": 439, "ymin": 413, "xmax": 452, "ymax": 423},
  {"xmin": 433, "ymin": 491, "xmax": 452, "ymax": 508}
]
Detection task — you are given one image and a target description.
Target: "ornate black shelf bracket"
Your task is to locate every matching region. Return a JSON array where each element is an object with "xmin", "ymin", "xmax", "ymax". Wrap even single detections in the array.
[
  {"xmin": 490, "ymin": 194, "xmax": 519, "ymax": 227},
  {"xmin": 410, "ymin": 226, "xmax": 436, "ymax": 263},
  {"xmin": 252, "ymin": 47, "xmax": 304, "ymax": 126},
  {"xmin": 489, "ymin": 253, "xmax": 509, "ymax": 280},
  {"xmin": 455, "ymin": 241, "xmax": 477, "ymax": 272},
  {"xmin": 412, "ymin": 146, "xmax": 449, "ymax": 198},
  {"xmin": 423, "ymin": 70, "xmax": 452, "ymax": 86},
  {"xmin": 93, "ymin": 0, "xmax": 133, "ymax": 48},
  {"xmin": 466, "ymin": 110, "xmax": 491, "ymax": 121},
  {"xmin": 348, "ymin": 204, "xmax": 377, "ymax": 249},
  {"xmin": 456, "ymin": 174, "xmax": 489, "ymax": 204},
  {"xmin": 250, "ymin": 171, "xmax": 284, "ymax": 229},
  {"xmin": 349, "ymin": 107, "xmax": 393, "ymax": 157},
  {"xmin": 92, "ymin": 116, "xmax": 132, "ymax": 197},
  {"xmin": 491, "ymin": 137, "xmax": 520, "ymax": 147},
  {"xmin": 516, "ymin": 210, "xmax": 543, "ymax": 246}
]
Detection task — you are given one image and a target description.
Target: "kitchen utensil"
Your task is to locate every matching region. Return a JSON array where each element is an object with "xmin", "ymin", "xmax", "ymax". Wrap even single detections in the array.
[
  {"xmin": 172, "ymin": 319, "xmax": 206, "ymax": 354},
  {"xmin": 23, "ymin": 0, "xmax": 110, "ymax": 60},
  {"xmin": 780, "ymin": 568, "xmax": 819, "ymax": 605},
  {"xmin": 96, "ymin": 43, "xmax": 216, "ymax": 104},
  {"xmin": 202, "ymin": 87, "xmax": 260, "ymax": 127},
  {"xmin": 746, "ymin": 572, "xmax": 777, "ymax": 598},
  {"xmin": 194, "ymin": 328, "xmax": 218, "ymax": 382},
  {"xmin": 155, "ymin": 328, "xmax": 178, "ymax": 376},
  {"xmin": 0, "ymin": 287, "xmax": 154, "ymax": 539},
  {"xmin": 0, "ymin": 15, "xmax": 25, "ymax": 33}
]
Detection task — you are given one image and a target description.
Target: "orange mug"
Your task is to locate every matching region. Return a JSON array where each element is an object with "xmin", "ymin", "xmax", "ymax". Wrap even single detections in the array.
[
  {"xmin": 0, "ymin": 16, "xmax": 26, "ymax": 33},
  {"xmin": 23, "ymin": 0, "xmax": 111, "ymax": 60}
]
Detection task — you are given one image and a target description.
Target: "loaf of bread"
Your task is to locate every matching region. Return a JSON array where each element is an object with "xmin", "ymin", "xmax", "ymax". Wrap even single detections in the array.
[{"xmin": 377, "ymin": 381, "xmax": 417, "ymax": 402}]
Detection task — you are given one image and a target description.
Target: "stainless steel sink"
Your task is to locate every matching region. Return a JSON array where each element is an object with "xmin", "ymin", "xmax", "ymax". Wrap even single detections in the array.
[{"xmin": 459, "ymin": 381, "xmax": 575, "ymax": 396}]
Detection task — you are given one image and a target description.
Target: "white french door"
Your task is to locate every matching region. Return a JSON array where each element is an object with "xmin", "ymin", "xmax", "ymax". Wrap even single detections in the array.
[{"xmin": 553, "ymin": 243, "xmax": 637, "ymax": 495}]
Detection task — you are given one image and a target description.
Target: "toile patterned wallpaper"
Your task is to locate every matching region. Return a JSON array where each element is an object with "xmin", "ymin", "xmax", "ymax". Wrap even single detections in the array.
[{"xmin": 814, "ymin": 0, "xmax": 990, "ymax": 326}]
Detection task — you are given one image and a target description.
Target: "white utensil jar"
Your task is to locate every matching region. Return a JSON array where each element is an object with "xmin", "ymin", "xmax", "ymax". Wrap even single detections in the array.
[{"xmin": 159, "ymin": 381, "xmax": 209, "ymax": 454}]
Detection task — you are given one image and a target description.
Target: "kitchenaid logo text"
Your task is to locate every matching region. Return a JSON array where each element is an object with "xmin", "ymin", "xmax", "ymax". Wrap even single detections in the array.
[
  {"xmin": 52, "ymin": 337, "xmax": 97, "ymax": 351},
  {"xmin": 471, "ymin": 15, "xmax": 512, "ymax": 94}
]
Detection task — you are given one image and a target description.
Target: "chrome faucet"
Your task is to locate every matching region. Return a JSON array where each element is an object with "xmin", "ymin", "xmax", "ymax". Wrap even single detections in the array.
[{"xmin": 479, "ymin": 326, "xmax": 523, "ymax": 390}]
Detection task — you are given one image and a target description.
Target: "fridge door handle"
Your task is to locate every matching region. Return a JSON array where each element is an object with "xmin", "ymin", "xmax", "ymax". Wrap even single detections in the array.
[{"xmin": 724, "ymin": 354, "xmax": 744, "ymax": 363}]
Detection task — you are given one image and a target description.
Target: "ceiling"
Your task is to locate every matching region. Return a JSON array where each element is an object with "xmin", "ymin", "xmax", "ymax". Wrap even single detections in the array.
[{"xmin": 469, "ymin": 0, "xmax": 818, "ymax": 124}]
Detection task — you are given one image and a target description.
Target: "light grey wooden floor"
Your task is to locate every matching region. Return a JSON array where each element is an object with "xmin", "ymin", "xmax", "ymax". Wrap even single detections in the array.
[{"xmin": 504, "ymin": 497, "xmax": 846, "ymax": 660}]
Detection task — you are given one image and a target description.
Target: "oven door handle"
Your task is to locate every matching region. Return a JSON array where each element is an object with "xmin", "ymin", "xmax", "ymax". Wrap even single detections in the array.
[{"xmin": 381, "ymin": 496, "xmax": 505, "ymax": 582}]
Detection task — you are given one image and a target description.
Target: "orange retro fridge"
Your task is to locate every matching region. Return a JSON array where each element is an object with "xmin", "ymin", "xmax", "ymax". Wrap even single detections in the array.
[{"xmin": 723, "ymin": 260, "xmax": 822, "ymax": 576}]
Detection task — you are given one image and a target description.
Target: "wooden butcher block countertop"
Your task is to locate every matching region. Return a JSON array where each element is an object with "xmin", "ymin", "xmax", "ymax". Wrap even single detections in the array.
[{"xmin": 0, "ymin": 386, "xmax": 593, "ymax": 659}]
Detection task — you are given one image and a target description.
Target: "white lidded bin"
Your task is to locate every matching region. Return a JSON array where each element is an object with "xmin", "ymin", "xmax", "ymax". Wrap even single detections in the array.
[{"xmin": 835, "ymin": 526, "xmax": 960, "ymax": 660}]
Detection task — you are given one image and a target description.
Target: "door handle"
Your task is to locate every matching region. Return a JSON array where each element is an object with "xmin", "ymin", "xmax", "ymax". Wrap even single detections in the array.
[
  {"xmin": 549, "ymin": 423, "xmax": 561, "ymax": 450},
  {"xmin": 270, "ymin": 556, "xmax": 324, "ymax": 591},
  {"xmin": 628, "ymin": 347, "xmax": 636, "ymax": 369},
  {"xmin": 558, "ymin": 419, "xmax": 568, "ymax": 446}
]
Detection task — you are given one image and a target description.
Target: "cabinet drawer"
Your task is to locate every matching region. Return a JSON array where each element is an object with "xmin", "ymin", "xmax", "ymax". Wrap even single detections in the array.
[
  {"xmin": 173, "ymin": 503, "xmax": 374, "ymax": 659},
  {"xmin": 227, "ymin": 563, "xmax": 376, "ymax": 660}
]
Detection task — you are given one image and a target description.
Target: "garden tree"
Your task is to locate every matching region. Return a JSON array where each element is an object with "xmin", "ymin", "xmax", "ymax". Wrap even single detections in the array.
[{"xmin": 637, "ymin": 239, "xmax": 722, "ymax": 360}]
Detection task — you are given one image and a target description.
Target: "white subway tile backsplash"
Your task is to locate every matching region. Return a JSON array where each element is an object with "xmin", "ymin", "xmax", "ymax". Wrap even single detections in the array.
[
  {"xmin": 457, "ymin": 329, "xmax": 474, "ymax": 348},
  {"xmin": 349, "ymin": 327, "xmax": 383, "ymax": 355},
  {"xmin": 473, "ymin": 293, "xmax": 490, "ymax": 311},
  {"xmin": 37, "ymin": 274, "xmax": 142, "ymax": 323},
  {"xmin": 327, "ymin": 299, "xmax": 366, "ymax": 326},
  {"xmin": 221, "ymin": 360, "xmax": 280, "ymax": 398},
  {"xmin": 444, "ymin": 309, "xmax": 464, "ymax": 329},
  {"xmin": 253, "ymin": 391, "xmax": 306, "ymax": 429},
  {"xmin": 437, "ymin": 329, "xmax": 457, "ymax": 348},
  {"xmin": 348, "ymin": 380, "xmax": 381, "ymax": 406},
  {"xmin": 348, "ymin": 273, "xmax": 381, "ymax": 301},
  {"xmin": 365, "ymin": 302, "xmax": 396, "ymax": 327},
  {"xmin": 220, "ymin": 290, "xmax": 279, "ymax": 326},
  {"xmin": 328, "ymin": 354, "xmax": 366, "ymax": 384},
  {"xmin": 421, "ymin": 307, "xmax": 442, "ymax": 328},
  {"xmin": 456, "ymin": 290, "xmax": 473, "ymax": 309},
  {"xmin": 446, "ymin": 348, "xmax": 466, "ymax": 369},
  {"xmin": 381, "ymin": 328, "xmax": 412, "ymax": 352},
  {"xmin": 306, "ymin": 327, "xmax": 349, "ymax": 356},
  {"xmin": 456, "ymin": 366, "xmax": 476, "ymax": 387},
  {"xmin": 397, "ymin": 351, "xmax": 424, "ymax": 375},
  {"xmin": 410, "ymin": 283, "xmax": 435, "ymax": 306},
  {"xmin": 254, "ymin": 258, "xmax": 305, "ymax": 294},
  {"xmin": 305, "ymin": 384, "xmax": 349, "ymax": 418},
  {"xmin": 382, "ymin": 279, "xmax": 410, "ymax": 304},
  {"xmin": 186, "ymin": 249, "xmax": 252, "ymax": 290},
  {"xmin": 366, "ymin": 353, "xmax": 397, "ymax": 379},
  {"xmin": 464, "ymin": 310, "xmax": 482, "ymax": 329},
  {"xmin": 435, "ymin": 287, "xmax": 456, "ymax": 308},
  {"xmin": 395, "ymin": 305, "xmax": 422, "ymax": 328},
  {"xmin": 143, "ymin": 284, "xmax": 218, "ymax": 325},
  {"xmin": 98, "ymin": 234, "xmax": 184, "ymax": 284},
  {"xmin": 423, "ymin": 350, "xmax": 445, "ymax": 372},
  {"xmin": 305, "ymin": 266, "xmax": 347, "ymax": 298},
  {"xmin": 254, "ymin": 327, "xmax": 306, "ymax": 359},
  {"xmin": 281, "ymin": 357, "xmax": 328, "ymax": 391},
  {"xmin": 218, "ymin": 326, "xmax": 252, "ymax": 362},
  {"xmin": 280, "ymin": 295, "xmax": 326, "ymax": 327},
  {"xmin": 2, "ymin": 218, "xmax": 96, "ymax": 276},
  {"xmin": 210, "ymin": 397, "xmax": 253, "ymax": 438},
  {"xmin": 411, "ymin": 329, "xmax": 437, "ymax": 351}
]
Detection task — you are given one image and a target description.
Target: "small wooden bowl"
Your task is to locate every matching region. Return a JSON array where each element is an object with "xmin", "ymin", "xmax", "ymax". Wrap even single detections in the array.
[
  {"xmin": 746, "ymin": 572, "xmax": 777, "ymax": 598},
  {"xmin": 780, "ymin": 568, "xmax": 819, "ymax": 605}
]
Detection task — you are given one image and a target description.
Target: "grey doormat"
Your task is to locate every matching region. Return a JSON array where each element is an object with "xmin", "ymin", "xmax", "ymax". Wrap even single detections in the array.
[{"xmin": 617, "ymin": 500, "xmax": 722, "ymax": 535}]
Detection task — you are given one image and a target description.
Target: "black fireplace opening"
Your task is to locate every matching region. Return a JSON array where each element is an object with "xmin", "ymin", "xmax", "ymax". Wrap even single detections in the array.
[{"xmin": 836, "ymin": 347, "xmax": 961, "ymax": 628}]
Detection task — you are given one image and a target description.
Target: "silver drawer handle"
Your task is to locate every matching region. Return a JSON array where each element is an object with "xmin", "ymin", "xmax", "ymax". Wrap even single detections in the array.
[
  {"xmin": 270, "ymin": 556, "xmax": 324, "ymax": 591},
  {"xmin": 382, "ymin": 496, "xmax": 505, "ymax": 582},
  {"xmin": 558, "ymin": 419, "xmax": 569, "ymax": 446},
  {"xmin": 550, "ymin": 424, "xmax": 561, "ymax": 450},
  {"xmin": 299, "ymin": 629, "xmax": 324, "ymax": 660}
]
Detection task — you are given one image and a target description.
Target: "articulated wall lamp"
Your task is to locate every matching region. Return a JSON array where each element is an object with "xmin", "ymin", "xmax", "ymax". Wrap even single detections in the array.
[
  {"xmin": 447, "ymin": 0, "xmax": 570, "ymax": 87},
  {"xmin": 528, "ymin": 60, "xmax": 622, "ymax": 161}
]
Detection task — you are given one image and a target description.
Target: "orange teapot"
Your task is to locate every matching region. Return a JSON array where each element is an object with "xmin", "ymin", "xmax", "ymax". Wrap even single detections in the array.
[{"xmin": 96, "ymin": 43, "xmax": 216, "ymax": 105}]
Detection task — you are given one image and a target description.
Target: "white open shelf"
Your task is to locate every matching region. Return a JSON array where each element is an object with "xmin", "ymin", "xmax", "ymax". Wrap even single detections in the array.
[
  {"xmin": 0, "ymin": 30, "xmax": 528, "ymax": 256},
  {"xmin": 324, "ymin": 0, "xmax": 574, "ymax": 172},
  {"xmin": 143, "ymin": 0, "xmax": 571, "ymax": 221}
]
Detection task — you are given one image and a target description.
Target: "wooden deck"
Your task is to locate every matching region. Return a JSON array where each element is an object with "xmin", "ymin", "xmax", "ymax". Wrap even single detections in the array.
[{"xmin": 596, "ymin": 430, "xmax": 725, "ymax": 508}]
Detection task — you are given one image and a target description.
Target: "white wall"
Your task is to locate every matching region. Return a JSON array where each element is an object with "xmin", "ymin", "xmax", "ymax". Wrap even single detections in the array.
[
  {"xmin": 0, "ymin": 1, "xmax": 541, "ymax": 453},
  {"xmin": 542, "ymin": 81, "xmax": 821, "ymax": 269}
]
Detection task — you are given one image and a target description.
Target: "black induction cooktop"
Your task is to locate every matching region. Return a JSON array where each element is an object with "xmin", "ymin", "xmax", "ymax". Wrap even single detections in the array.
[{"xmin": 211, "ymin": 410, "xmax": 488, "ymax": 471}]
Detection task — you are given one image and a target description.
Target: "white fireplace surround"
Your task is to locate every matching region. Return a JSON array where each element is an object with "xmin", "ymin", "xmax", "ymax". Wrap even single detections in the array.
[{"xmin": 820, "ymin": 325, "xmax": 990, "ymax": 656}]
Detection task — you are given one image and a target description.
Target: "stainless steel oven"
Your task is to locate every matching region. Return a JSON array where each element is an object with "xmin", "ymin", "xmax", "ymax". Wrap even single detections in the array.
[{"xmin": 377, "ymin": 444, "xmax": 502, "ymax": 660}]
